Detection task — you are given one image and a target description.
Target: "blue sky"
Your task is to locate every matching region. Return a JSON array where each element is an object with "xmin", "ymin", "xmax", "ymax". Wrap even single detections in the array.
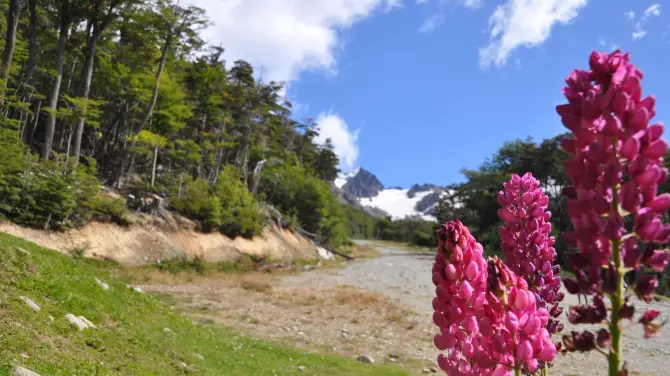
[{"xmin": 189, "ymin": 0, "xmax": 669, "ymax": 188}]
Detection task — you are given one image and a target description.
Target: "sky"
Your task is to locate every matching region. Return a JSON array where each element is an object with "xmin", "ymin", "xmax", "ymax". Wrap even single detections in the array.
[{"xmin": 185, "ymin": 0, "xmax": 670, "ymax": 188}]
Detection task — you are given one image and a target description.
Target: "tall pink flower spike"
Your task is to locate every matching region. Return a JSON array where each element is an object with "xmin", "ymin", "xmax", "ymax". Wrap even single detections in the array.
[
  {"xmin": 498, "ymin": 173, "xmax": 565, "ymax": 337},
  {"xmin": 556, "ymin": 49, "xmax": 670, "ymax": 376},
  {"xmin": 432, "ymin": 220, "xmax": 556, "ymax": 375}
]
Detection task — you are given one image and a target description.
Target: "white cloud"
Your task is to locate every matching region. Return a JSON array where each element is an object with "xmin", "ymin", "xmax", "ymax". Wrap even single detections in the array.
[
  {"xmin": 478, "ymin": 0, "xmax": 589, "ymax": 69},
  {"xmin": 463, "ymin": 0, "xmax": 483, "ymax": 9},
  {"xmin": 416, "ymin": 0, "xmax": 429, "ymax": 4},
  {"xmin": 631, "ymin": 4, "xmax": 661, "ymax": 40},
  {"xmin": 184, "ymin": 0, "xmax": 403, "ymax": 84},
  {"xmin": 625, "ymin": 10, "xmax": 635, "ymax": 20},
  {"xmin": 645, "ymin": 4, "xmax": 661, "ymax": 17},
  {"xmin": 418, "ymin": 14, "xmax": 444, "ymax": 33},
  {"xmin": 314, "ymin": 112, "xmax": 360, "ymax": 170},
  {"xmin": 598, "ymin": 36, "xmax": 619, "ymax": 51}
]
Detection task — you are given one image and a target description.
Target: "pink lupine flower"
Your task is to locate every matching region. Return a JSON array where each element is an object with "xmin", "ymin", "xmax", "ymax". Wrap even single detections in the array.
[
  {"xmin": 432, "ymin": 221, "xmax": 557, "ymax": 375},
  {"xmin": 556, "ymin": 49, "xmax": 670, "ymax": 375},
  {"xmin": 498, "ymin": 173, "xmax": 564, "ymax": 335}
]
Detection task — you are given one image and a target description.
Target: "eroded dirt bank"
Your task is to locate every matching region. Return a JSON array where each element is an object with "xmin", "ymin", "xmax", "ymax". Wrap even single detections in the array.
[{"xmin": 0, "ymin": 215, "xmax": 319, "ymax": 265}]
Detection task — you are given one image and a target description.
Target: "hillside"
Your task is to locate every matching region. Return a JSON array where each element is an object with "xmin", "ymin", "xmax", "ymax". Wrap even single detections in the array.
[{"xmin": 0, "ymin": 232, "xmax": 407, "ymax": 375}]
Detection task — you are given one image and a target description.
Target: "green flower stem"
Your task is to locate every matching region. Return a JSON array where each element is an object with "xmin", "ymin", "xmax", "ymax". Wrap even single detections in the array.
[{"xmin": 608, "ymin": 138, "xmax": 623, "ymax": 376}]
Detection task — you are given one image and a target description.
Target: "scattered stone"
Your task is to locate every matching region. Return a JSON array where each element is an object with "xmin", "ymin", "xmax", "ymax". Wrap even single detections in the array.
[
  {"xmin": 194, "ymin": 354, "xmax": 204, "ymax": 361},
  {"xmin": 179, "ymin": 362, "xmax": 195, "ymax": 373},
  {"xmin": 316, "ymin": 247, "xmax": 334, "ymax": 260},
  {"xmin": 297, "ymin": 365, "xmax": 305, "ymax": 372},
  {"xmin": 95, "ymin": 278, "xmax": 110, "ymax": 290},
  {"xmin": 422, "ymin": 369, "xmax": 431, "ymax": 374},
  {"xmin": 17, "ymin": 248, "xmax": 31, "ymax": 256},
  {"xmin": 19, "ymin": 296, "xmax": 40, "ymax": 312},
  {"xmin": 48, "ymin": 316, "xmax": 54, "ymax": 322},
  {"xmin": 12, "ymin": 366, "xmax": 40, "ymax": 376},
  {"xmin": 79, "ymin": 316, "xmax": 98, "ymax": 329},
  {"xmin": 429, "ymin": 367, "xmax": 437, "ymax": 373},
  {"xmin": 356, "ymin": 355, "xmax": 374, "ymax": 364},
  {"xmin": 163, "ymin": 327, "xmax": 171, "ymax": 333},
  {"xmin": 19, "ymin": 353, "xmax": 29, "ymax": 359},
  {"xmin": 64, "ymin": 314, "xmax": 94, "ymax": 331},
  {"xmin": 301, "ymin": 265, "xmax": 314, "ymax": 272}
]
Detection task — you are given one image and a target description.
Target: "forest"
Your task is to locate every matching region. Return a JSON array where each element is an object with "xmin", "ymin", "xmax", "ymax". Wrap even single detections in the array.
[{"xmin": 0, "ymin": 0, "xmax": 386, "ymax": 248}]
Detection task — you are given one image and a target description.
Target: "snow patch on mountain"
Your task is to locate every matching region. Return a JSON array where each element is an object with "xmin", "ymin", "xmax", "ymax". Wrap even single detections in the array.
[{"xmin": 358, "ymin": 189, "xmax": 444, "ymax": 221}]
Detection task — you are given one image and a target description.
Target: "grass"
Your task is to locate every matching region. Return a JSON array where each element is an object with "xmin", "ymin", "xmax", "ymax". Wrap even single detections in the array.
[
  {"xmin": 0, "ymin": 232, "xmax": 408, "ymax": 375},
  {"xmin": 364, "ymin": 240, "xmax": 434, "ymax": 253},
  {"xmin": 340, "ymin": 243, "xmax": 381, "ymax": 259}
]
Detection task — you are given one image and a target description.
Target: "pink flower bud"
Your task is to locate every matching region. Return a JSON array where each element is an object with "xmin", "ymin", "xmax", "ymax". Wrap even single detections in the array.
[
  {"xmin": 539, "ymin": 341, "xmax": 557, "ymax": 361},
  {"xmin": 621, "ymin": 136, "xmax": 640, "ymax": 160},
  {"xmin": 645, "ymin": 250, "xmax": 670, "ymax": 272},
  {"xmin": 433, "ymin": 311, "xmax": 448, "ymax": 328},
  {"xmin": 647, "ymin": 193, "xmax": 670, "ymax": 214},
  {"xmin": 466, "ymin": 261, "xmax": 479, "ymax": 280},
  {"xmin": 517, "ymin": 340, "xmax": 533, "ymax": 360},
  {"xmin": 643, "ymin": 139, "xmax": 668, "ymax": 159},
  {"xmin": 460, "ymin": 280, "xmax": 474, "ymax": 299},
  {"xmin": 445, "ymin": 264, "xmax": 457, "ymax": 280}
]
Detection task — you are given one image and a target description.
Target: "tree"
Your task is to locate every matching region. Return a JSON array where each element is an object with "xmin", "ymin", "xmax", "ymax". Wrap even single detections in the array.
[
  {"xmin": 313, "ymin": 138, "xmax": 339, "ymax": 182},
  {"xmin": 71, "ymin": 0, "xmax": 133, "ymax": 166},
  {"xmin": 42, "ymin": 0, "xmax": 75, "ymax": 159},
  {"xmin": 0, "ymin": 0, "xmax": 27, "ymax": 104}
]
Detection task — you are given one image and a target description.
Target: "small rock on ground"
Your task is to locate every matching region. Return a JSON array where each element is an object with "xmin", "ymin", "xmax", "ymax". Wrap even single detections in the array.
[
  {"xmin": 19, "ymin": 296, "xmax": 40, "ymax": 312},
  {"xmin": 64, "ymin": 314, "xmax": 96, "ymax": 331},
  {"xmin": 297, "ymin": 365, "xmax": 305, "ymax": 371},
  {"xmin": 179, "ymin": 362, "xmax": 195, "ymax": 373},
  {"xmin": 17, "ymin": 248, "xmax": 31, "ymax": 256},
  {"xmin": 356, "ymin": 355, "xmax": 374, "ymax": 364},
  {"xmin": 95, "ymin": 278, "xmax": 109, "ymax": 290},
  {"xmin": 12, "ymin": 366, "xmax": 40, "ymax": 376},
  {"xmin": 78, "ymin": 316, "xmax": 98, "ymax": 329}
]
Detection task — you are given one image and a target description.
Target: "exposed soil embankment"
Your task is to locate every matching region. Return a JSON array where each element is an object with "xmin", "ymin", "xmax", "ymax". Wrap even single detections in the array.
[{"xmin": 0, "ymin": 213, "xmax": 319, "ymax": 265}]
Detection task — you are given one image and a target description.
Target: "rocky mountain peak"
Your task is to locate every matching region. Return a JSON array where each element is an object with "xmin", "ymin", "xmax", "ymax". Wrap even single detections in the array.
[{"xmin": 341, "ymin": 168, "xmax": 384, "ymax": 198}]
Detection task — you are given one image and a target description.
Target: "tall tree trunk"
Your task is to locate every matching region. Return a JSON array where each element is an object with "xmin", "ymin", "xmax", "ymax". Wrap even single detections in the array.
[
  {"xmin": 151, "ymin": 144, "xmax": 158, "ymax": 187},
  {"xmin": 71, "ymin": 31, "xmax": 100, "ymax": 166},
  {"xmin": 0, "ymin": 0, "xmax": 24, "ymax": 104},
  {"xmin": 42, "ymin": 4, "xmax": 70, "ymax": 160},
  {"xmin": 136, "ymin": 33, "xmax": 171, "ymax": 138},
  {"xmin": 24, "ymin": 99, "xmax": 40, "ymax": 145},
  {"xmin": 24, "ymin": 0, "xmax": 37, "ymax": 84},
  {"xmin": 117, "ymin": 33, "xmax": 171, "ymax": 187}
]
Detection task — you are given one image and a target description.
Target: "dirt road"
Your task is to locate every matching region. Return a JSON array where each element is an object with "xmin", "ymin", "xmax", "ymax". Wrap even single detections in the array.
[
  {"xmin": 144, "ymin": 241, "xmax": 670, "ymax": 375},
  {"xmin": 282, "ymin": 241, "xmax": 670, "ymax": 376}
]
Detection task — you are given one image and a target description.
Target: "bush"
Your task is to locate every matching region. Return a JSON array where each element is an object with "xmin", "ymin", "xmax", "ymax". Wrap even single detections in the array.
[
  {"xmin": 0, "ymin": 130, "xmax": 115, "ymax": 230},
  {"xmin": 155, "ymin": 255, "xmax": 206, "ymax": 275},
  {"xmin": 168, "ymin": 166, "xmax": 264, "ymax": 239},
  {"xmin": 259, "ymin": 161, "xmax": 350, "ymax": 248},
  {"xmin": 214, "ymin": 166, "xmax": 264, "ymax": 239}
]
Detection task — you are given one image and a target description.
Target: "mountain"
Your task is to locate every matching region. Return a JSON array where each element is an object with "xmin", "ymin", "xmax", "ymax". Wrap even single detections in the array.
[{"xmin": 333, "ymin": 168, "xmax": 447, "ymax": 221}]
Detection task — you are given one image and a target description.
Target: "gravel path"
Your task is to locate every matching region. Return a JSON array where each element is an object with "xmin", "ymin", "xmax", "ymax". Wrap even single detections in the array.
[{"xmin": 281, "ymin": 241, "xmax": 670, "ymax": 376}]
